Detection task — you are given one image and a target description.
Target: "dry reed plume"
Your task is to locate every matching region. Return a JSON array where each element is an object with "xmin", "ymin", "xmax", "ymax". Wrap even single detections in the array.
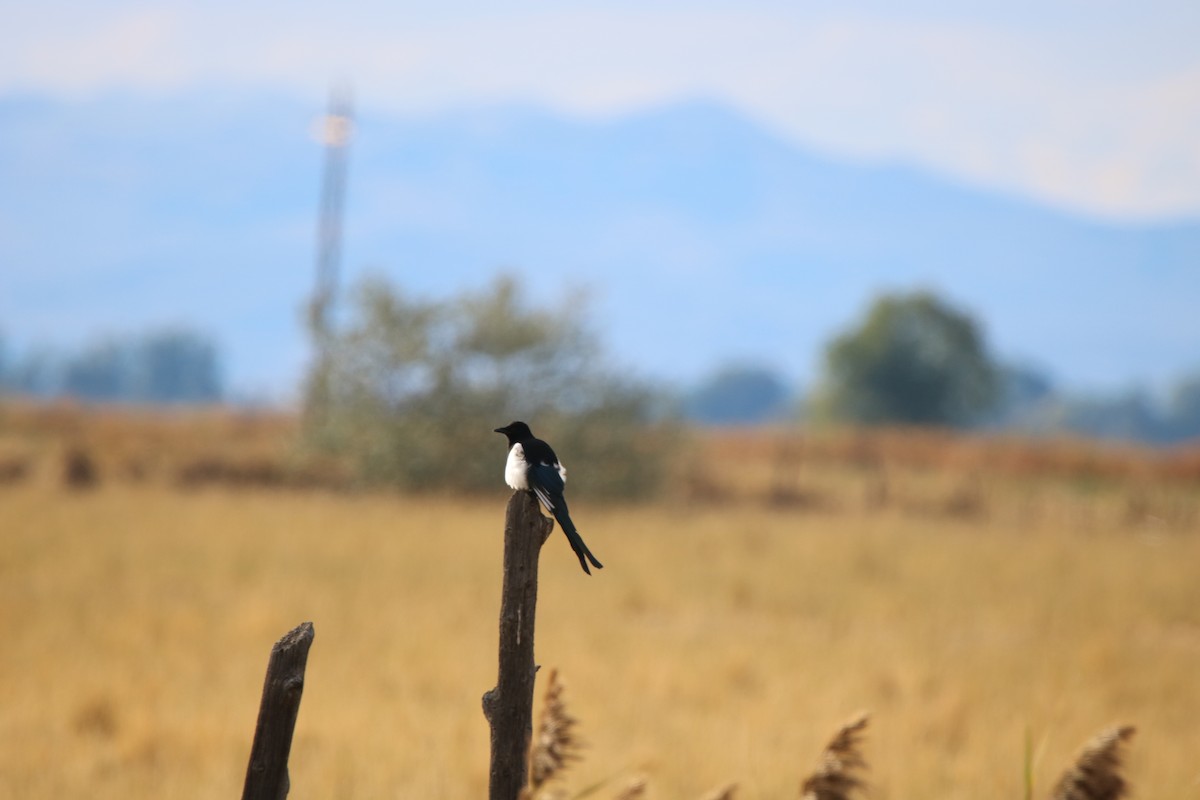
[
  {"xmin": 800, "ymin": 712, "xmax": 870, "ymax": 800},
  {"xmin": 521, "ymin": 672, "xmax": 734, "ymax": 800},
  {"xmin": 1050, "ymin": 725, "xmax": 1135, "ymax": 800},
  {"xmin": 522, "ymin": 669, "xmax": 582, "ymax": 800}
]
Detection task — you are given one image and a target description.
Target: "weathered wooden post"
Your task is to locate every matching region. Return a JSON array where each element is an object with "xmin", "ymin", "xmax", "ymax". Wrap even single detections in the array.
[
  {"xmin": 482, "ymin": 491, "xmax": 554, "ymax": 800},
  {"xmin": 242, "ymin": 622, "xmax": 315, "ymax": 800}
]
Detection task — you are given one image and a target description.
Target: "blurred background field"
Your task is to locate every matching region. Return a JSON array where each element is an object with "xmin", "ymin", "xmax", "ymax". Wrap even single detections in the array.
[
  {"xmin": 2, "ymin": 406, "xmax": 1198, "ymax": 799},
  {"xmin": 4, "ymin": 4, "xmax": 1200, "ymax": 798}
]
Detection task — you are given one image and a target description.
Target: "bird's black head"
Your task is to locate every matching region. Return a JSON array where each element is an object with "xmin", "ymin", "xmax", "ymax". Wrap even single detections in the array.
[{"xmin": 493, "ymin": 420, "xmax": 532, "ymax": 445}]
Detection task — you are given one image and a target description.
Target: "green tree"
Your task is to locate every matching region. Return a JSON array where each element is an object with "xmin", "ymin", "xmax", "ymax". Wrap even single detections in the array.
[
  {"xmin": 304, "ymin": 274, "xmax": 675, "ymax": 497},
  {"xmin": 816, "ymin": 291, "xmax": 998, "ymax": 426}
]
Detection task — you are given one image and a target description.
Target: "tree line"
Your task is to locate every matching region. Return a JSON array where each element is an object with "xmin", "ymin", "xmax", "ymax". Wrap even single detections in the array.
[
  {"xmin": 686, "ymin": 292, "xmax": 1200, "ymax": 444},
  {"xmin": 4, "ymin": 279, "xmax": 1197, "ymax": 494},
  {"xmin": 0, "ymin": 328, "xmax": 222, "ymax": 404}
]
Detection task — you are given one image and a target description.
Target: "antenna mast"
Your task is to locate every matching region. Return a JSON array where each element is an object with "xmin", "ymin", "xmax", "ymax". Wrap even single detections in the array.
[
  {"xmin": 310, "ymin": 85, "xmax": 353, "ymax": 344},
  {"xmin": 306, "ymin": 86, "xmax": 353, "ymax": 422}
]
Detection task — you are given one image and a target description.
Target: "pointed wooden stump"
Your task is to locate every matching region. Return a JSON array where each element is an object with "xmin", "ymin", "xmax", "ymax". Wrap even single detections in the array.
[
  {"xmin": 482, "ymin": 491, "xmax": 554, "ymax": 800},
  {"xmin": 242, "ymin": 622, "xmax": 315, "ymax": 800}
]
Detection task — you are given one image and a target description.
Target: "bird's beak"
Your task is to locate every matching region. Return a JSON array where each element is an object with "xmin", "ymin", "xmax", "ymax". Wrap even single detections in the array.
[{"xmin": 493, "ymin": 426, "xmax": 506, "ymax": 434}]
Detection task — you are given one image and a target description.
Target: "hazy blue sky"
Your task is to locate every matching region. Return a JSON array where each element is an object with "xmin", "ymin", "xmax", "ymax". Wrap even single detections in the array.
[
  {"xmin": 4, "ymin": 2, "xmax": 1199, "ymax": 399},
  {"xmin": 4, "ymin": 1, "xmax": 1199, "ymax": 219}
]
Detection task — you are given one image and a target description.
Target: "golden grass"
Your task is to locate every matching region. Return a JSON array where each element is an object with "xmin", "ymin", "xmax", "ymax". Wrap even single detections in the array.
[
  {"xmin": 3, "ymin": 479, "xmax": 1199, "ymax": 799},
  {"xmin": 5, "ymin": 402, "xmax": 1200, "ymax": 516},
  {"xmin": 613, "ymin": 775, "xmax": 648, "ymax": 800},
  {"xmin": 698, "ymin": 783, "xmax": 739, "ymax": 800},
  {"xmin": 2, "ymin": 407, "xmax": 1199, "ymax": 798}
]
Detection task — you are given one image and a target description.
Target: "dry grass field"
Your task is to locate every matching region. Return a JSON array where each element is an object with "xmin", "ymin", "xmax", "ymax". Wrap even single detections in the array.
[{"xmin": 1, "ymin": 405, "xmax": 1199, "ymax": 798}]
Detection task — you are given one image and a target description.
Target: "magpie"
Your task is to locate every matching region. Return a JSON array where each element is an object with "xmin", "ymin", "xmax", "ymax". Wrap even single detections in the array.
[{"xmin": 494, "ymin": 421, "xmax": 604, "ymax": 575}]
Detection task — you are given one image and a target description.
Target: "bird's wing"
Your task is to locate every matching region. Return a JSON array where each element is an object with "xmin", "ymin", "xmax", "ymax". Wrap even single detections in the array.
[{"xmin": 528, "ymin": 461, "xmax": 565, "ymax": 511}]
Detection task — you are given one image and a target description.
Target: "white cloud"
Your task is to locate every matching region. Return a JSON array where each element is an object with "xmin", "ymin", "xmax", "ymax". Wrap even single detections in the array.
[{"xmin": 3, "ymin": 4, "xmax": 1199, "ymax": 218}]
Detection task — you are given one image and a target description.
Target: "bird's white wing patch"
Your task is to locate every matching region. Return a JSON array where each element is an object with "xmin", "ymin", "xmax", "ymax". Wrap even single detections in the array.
[
  {"xmin": 532, "ymin": 485, "xmax": 554, "ymax": 512},
  {"xmin": 504, "ymin": 443, "xmax": 528, "ymax": 490},
  {"xmin": 556, "ymin": 460, "xmax": 567, "ymax": 484}
]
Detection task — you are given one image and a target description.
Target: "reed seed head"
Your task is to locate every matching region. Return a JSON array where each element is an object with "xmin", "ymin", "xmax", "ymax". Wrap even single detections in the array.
[
  {"xmin": 800, "ymin": 712, "xmax": 870, "ymax": 800},
  {"xmin": 1050, "ymin": 725, "xmax": 1135, "ymax": 800},
  {"xmin": 526, "ymin": 669, "xmax": 582, "ymax": 797}
]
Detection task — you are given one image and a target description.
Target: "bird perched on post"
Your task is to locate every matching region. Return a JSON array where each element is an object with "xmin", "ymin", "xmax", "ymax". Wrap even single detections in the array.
[{"xmin": 494, "ymin": 421, "xmax": 604, "ymax": 575}]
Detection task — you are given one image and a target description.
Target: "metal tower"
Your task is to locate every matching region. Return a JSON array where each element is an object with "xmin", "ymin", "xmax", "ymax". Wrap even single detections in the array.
[{"xmin": 309, "ymin": 86, "xmax": 353, "ymax": 344}]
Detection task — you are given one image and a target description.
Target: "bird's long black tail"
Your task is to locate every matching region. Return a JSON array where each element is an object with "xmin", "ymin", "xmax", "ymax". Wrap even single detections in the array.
[{"xmin": 548, "ymin": 496, "xmax": 603, "ymax": 575}]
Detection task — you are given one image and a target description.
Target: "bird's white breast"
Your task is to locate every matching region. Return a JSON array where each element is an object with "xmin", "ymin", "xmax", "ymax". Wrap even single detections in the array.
[{"xmin": 504, "ymin": 443, "xmax": 528, "ymax": 490}]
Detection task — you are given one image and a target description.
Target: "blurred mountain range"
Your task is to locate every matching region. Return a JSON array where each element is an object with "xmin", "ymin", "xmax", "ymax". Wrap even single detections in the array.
[{"xmin": 1, "ymin": 91, "xmax": 1198, "ymax": 399}]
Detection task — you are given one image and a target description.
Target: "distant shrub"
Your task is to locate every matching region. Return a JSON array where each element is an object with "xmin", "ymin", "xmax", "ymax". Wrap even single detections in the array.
[
  {"xmin": 62, "ymin": 446, "xmax": 98, "ymax": 490},
  {"xmin": 0, "ymin": 454, "xmax": 31, "ymax": 486},
  {"xmin": 303, "ymin": 275, "xmax": 678, "ymax": 498}
]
